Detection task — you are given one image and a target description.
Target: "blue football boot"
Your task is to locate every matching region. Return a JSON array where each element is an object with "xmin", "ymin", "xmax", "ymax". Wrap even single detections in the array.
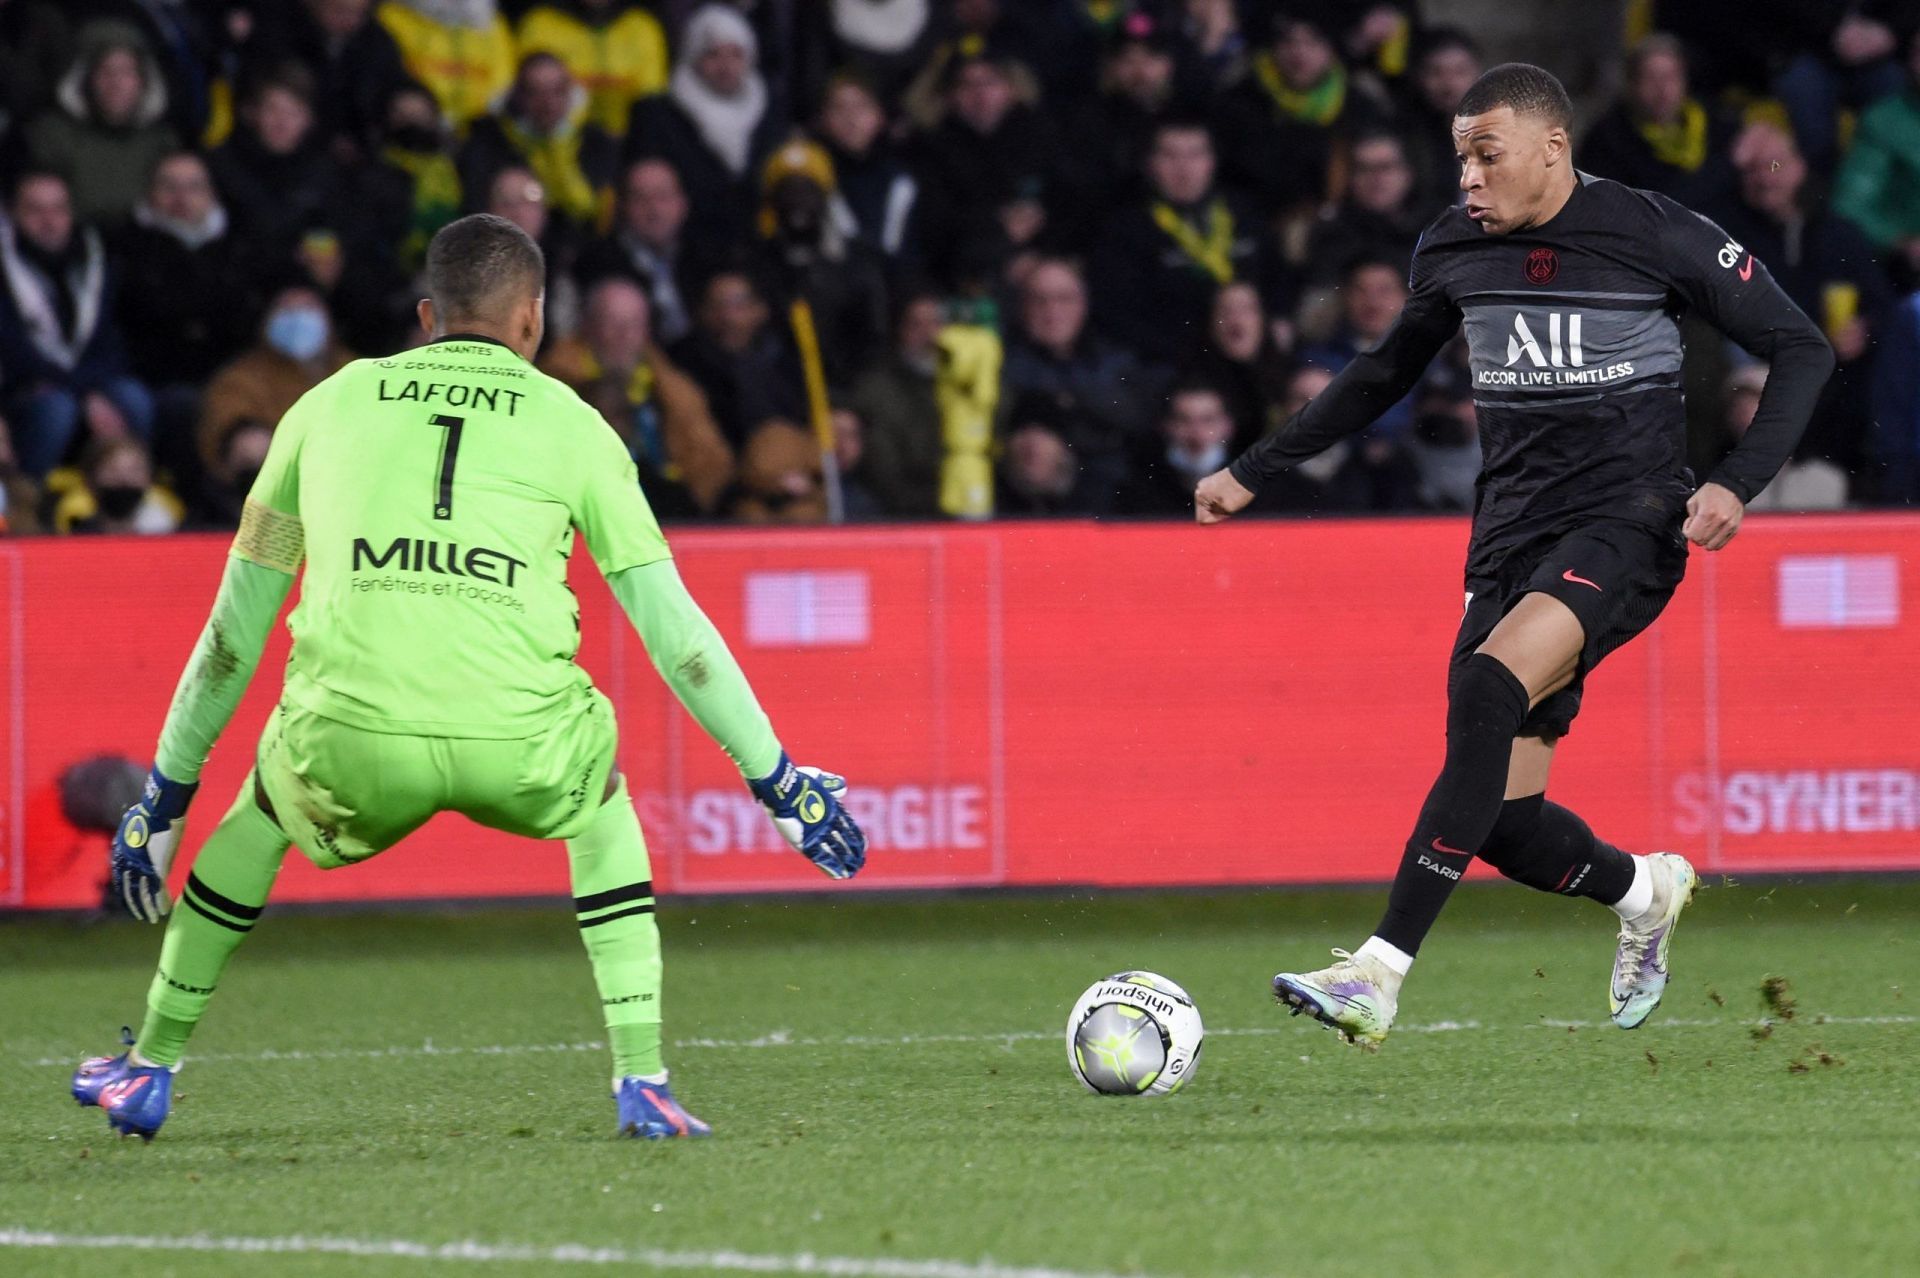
[
  {"xmin": 615, "ymin": 1075, "xmax": 710, "ymax": 1139},
  {"xmin": 72, "ymin": 1028, "xmax": 175, "ymax": 1141}
]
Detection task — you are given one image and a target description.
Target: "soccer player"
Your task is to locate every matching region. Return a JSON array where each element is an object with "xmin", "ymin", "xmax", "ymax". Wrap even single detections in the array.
[
  {"xmin": 1194, "ymin": 65, "xmax": 1834, "ymax": 1049},
  {"xmin": 71, "ymin": 214, "xmax": 868, "ymax": 1139}
]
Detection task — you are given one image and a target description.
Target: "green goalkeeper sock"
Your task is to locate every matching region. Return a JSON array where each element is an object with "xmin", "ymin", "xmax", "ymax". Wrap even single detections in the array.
[
  {"xmin": 137, "ymin": 780, "xmax": 289, "ymax": 1067},
  {"xmin": 567, "ymin": 778, "xmax": 665, "ymax": 1080}
]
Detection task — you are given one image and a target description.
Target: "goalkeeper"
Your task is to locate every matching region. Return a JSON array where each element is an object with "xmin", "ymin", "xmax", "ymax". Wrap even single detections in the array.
[{"xmin": 70, "ymin": 214, "xmax": 867, "ymax": 1142}]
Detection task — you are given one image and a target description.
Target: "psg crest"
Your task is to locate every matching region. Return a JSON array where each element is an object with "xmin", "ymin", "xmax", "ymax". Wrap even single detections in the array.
[{"xmin": 1524, "ymin": 247, "xmax": 1559, "ymax": 284}]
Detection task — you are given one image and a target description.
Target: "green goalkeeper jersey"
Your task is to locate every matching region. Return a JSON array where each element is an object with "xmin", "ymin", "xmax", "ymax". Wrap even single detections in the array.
[{"xmin": 243, "ymin": 334, "xmax": 671, "ymax": 737}]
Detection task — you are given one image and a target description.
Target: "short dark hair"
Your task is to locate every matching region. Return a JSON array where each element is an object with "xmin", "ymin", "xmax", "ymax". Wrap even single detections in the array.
[
  {"xmin": 425, "ymin": 213, "xmax": 545, "ymax": 323},
  {"xmin": 1454, "ymin": 62, "xmax": 1573, "ymax": 131}
]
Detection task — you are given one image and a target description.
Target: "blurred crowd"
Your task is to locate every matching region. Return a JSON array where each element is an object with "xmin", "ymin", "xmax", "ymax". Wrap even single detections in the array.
[{"xmin": 2, "ymin": 0, "xmax": 1919, "ymax": 535}]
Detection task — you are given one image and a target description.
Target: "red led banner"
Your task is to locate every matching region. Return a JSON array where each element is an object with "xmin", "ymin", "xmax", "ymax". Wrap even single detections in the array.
[{"xmin": 4, "ymin": 514, "xmax": 1917, "ymax": 910}]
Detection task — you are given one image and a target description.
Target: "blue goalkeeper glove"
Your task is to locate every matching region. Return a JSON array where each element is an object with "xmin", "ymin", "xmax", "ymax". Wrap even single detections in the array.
[
  {"xmin": 111, "ymin": 768, "xmax": 199, "ymax": 923},
  {"xmin": 748, "ymin": 754, "xmax": 867, "ymax": 880}
]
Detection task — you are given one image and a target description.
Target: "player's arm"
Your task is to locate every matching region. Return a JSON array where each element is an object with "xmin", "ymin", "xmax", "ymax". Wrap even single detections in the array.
[
  {"xmin": 574, "ymin": 413, "xmax": 866, "ymax": 879},
  {"xmin": 111, "ymin": 413, "xmax": 309, "ymax": 922},
  {"xmin": 1655, "ymin": 195, "xmax": 1836, "ymax": 549},
  {"xmin": 1198, "ymin": 259, "xmax": 1460, "ymax": 523}
]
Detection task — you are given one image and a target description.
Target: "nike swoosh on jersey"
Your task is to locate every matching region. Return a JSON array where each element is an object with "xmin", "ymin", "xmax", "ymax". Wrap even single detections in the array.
[
  {"xmin": 1562, "ymin": 569, "xmax": 1603, "ymax": 591},
  {"xmin": 1738, "ymin": 255, "xmax": 1754, "ymax": 281}
]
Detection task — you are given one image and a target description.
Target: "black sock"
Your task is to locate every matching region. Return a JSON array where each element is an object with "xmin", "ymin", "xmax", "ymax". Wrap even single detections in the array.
[
  {"xmin": 1478, "ymin": 793, "xmax": 1638, "ymax": 905},
  {"xmin": 1374, "ymin": 652, "xmax": 1531, "ymax": 955}
]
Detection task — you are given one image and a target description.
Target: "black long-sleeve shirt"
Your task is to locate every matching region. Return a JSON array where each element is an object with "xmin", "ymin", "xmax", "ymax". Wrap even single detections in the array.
[{"xmin": 1231, "ymin": 173, "xmax": 1836, "ymax": 582}]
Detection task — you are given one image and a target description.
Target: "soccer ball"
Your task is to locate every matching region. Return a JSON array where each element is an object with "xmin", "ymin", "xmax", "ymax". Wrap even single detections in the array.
[{"xmin": 1066, "ymin": 971, "xmax": 1204, "ymax": 1096}]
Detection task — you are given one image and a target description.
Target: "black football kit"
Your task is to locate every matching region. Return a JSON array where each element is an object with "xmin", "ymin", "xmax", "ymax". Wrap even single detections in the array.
[{"xmin": 1229, "ymin": 173, "xmax": 1835, "ymax": 736}]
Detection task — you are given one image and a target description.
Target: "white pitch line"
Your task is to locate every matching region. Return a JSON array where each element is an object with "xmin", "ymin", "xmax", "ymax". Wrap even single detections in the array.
[
  {"xmin": 0, "ymin": 1229, "xmax": 1156, "ymax": 1278},
  {"xmin": 14, "ymin": 1015, "xmax": 1912, "ymax": 1071}
]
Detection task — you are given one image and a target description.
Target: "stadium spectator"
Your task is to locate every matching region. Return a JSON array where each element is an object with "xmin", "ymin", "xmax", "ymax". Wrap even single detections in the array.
[
  {"xmin": 1722, "ymin": 364, "xmax": 1849, "ymax": 510},
  {"xmin": 196, "ymin": 281, "xmax": 352, "ymax": 473},
  {"xmin": 1214, "ymin": 10, "xmax": 1385, "ymax": 216},
  {"xmin": 1834, "ymin": 28, "xmax": 1920, "ymax": 254},
  {"xmin": 189, "ymin": 417, "xmax": 273, "ymax": 530},
  {"xmin": 542, "ymin": 275, "xmax": 735, "ymax": 518},
  {"xmin": 995, "ymin": 391, "xmax": 1112, "ymax": 517},
  {"xmin": 1715, "ymin": 125, "xmax": 1889, "ymax": 475},
  {"xmin": 626, "ymin": 4, "xmax": 784, "ymax": 241},
  {"xmin": 670, "ymin": 269, "xmax": 809, "ymax": 448},
  {"xmin": 1090, "ymin": 119, "xmax": 1274, "ymax": 366},
  {"xmin": 1396, "ymin": 26, "xmax": 1482, "ymax": 207},
  {"xmin": 575, "ymin": 158, "xmax": 715, "ymax": 346},
  {"xmin": 56, "ymin": 437, "xmax": 181, "ymax": 535},
  {"xmin": 1578, "ymin": 34, "xmax": 1740, "ymax": 209},
  {"xmin": 460, "ymin": 52, "xmax": 619, "ymax": 235},
  {"xmin": 753, "ymin": 139, "xmax": 891, "ymax": 389},
  {"xmin": 376, "ymin": 0, "xmax": 516, "ymax": 132},
  {"xmin": 206, "ymin": 63, "xmax": 340, "ymax": 263},
  {"xmin": 1248, "ymin": 361, "xmax": 1393, "ymax": 513},
  {"xmin": 847, "ymin": 289, "xmax": 945, "ymax": 518},
  {"xmin": 0, "ymin": 1, "xmax": 73, "ymax": 161},
  {"xmin": 372, "ymin": 81, "xmax": 464, "ymax": 273},
  {"xmin": 827, "ymin": 403, "xmax": 884, "ymax": 520},
  {"xmin": 733, "ymin": 418, "xmax": 827, "ymax": 523},
  {"xmin": 248, "ymin": 0, "xmax": 410, "ymax": 157},
  {"xmin": 1118, "ymin": 380, "xmax": 1237, "ymax": 516},
  {"xmin": 813, "ymin": 72, "xmax": 921, "ymax": 267},
  {"xmin": 515, "ymin": 0, "xmax": 671, "ymax": 138},
  {"xmin": 1404, "ymin": 380, "xmax": 1479, "ymax": 512},
  {"xmin": 1771, "ymin": 3, "xmax": 1912, "ymax": 174},
  {"xmin": 1871, "ymin": 284, "xmax": 1920, "ymax": 502},
  {"xmin": 186, "ymin": 416, "xmax": 270, "ymax": 529},
  {"xmin": 1298, "ymin": 256, "xmax": 1417, "ymax": 440},
  {"xmin": 0, "ymin": 170, "xmax": 152, "ymax": 479},
  {"xmin": 25, "ymin": 21, "xmax": 178, "ymax": 230},
  {"xmin": 1001, "ymin": 258, "xmax": 1158, "ymax": 484},
  {"xmin": 1069, "ymin": 12, "xmax": 1196, "ymax": 210},
  {"xmin": 1302, "ymin": 130, "xmax": 1429, "ymax": 282},
  {"xmin": 909, "ymin": 51, "xmax": 1068, "ymax": 288},
  {"xmin": 1179, "ymin": 0, "xmax": 1250, "ymax": 86},
  {"xmin": 482, "ymin": 164, "xmax": 582, "ymax": 339},
  {"xmin": 115, "ymin": 151, "xmax": 256, "ymax": 482},
  {"xmin": 1182, "ymin": 281, "xmax": 1292, "ymax": 453}
]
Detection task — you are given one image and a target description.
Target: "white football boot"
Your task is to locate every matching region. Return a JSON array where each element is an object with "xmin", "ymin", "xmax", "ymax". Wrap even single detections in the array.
[
  {"xmin": 1272, "ymin": 949, "xmax": 1402, "ymax": 1051},
  {"xmin": 1609, "ymin": 852, "xmax": 1699, "ymax": 1029}
]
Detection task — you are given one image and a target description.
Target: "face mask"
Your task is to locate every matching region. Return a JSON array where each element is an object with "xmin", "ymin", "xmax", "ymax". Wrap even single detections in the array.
[
  {"xmin": 1168, "ymin": 441, "xmax": 1228, "ymax": 476},
  {"xmin": 95, "ymin": 484, "xmax": 146, "ymax": 520},
  {"xmin": 266, "ymin": 306, "xmax": 329, "ymax": 361}
]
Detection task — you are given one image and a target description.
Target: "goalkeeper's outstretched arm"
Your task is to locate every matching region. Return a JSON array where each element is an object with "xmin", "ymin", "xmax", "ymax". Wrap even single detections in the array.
[
  {"xmin": 112, "ymin": 500, "xmax": 299, "ymax": 921},
  {"xmin": 607, "ymin": 559, "xmax": 866, "ymax": 879},
  {"xmin": 607, "ymin": 559, "xmax": 782, "ymax": 779}
]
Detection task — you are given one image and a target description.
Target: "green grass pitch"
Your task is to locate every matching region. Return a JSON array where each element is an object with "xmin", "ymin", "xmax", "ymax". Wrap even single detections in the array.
[{"xmin": 3, "ymin": 878, "xmax": 1916, "ymax": 1277}]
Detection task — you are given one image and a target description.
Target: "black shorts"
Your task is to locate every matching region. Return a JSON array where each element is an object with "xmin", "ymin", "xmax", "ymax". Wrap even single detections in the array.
[{"xmin": 1451, "ymin": 518, "xmax": 1688, "ymax": 740}]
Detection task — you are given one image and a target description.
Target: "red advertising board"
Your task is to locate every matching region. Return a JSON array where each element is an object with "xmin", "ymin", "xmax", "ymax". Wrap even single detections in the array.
[{"xmin": 4, "ymin": 514, "xmax": 1918, "ymax": 910}]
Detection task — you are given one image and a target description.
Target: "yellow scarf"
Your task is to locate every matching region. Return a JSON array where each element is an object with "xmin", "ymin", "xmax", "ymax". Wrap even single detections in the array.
[
  {"xmin": 1253, "ymin": 52, "xmax": 1347, "ymax": 127},
  {"xmin": 502, "ymin": 107, "xmax": 601, "ymax": 226},
  {"xmin": 381, "ymin": 145, "xmax": 463, "ymax": 272},
  {"xmin": 1638, "ymin": 99, "xmax": 1708, "ymax": 173},
  {"xmin": 1151, "ymin": 199, "xmax": 1237, "ymax": 285}
]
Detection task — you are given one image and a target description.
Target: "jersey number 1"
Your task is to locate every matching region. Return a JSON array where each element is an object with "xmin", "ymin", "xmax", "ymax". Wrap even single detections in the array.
[{"xmin": 430, "ymin": 414, "xmax": 464, "ymax": 520}]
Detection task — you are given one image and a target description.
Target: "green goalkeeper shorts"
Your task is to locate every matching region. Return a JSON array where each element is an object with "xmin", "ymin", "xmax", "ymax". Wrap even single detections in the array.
[{"xmin": 255, "ymin": 688, "xmax": 619, "ymax": 869}]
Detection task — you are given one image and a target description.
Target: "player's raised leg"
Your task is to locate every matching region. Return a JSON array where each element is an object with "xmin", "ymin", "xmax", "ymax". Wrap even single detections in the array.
[
  {"xmin": 1477, "ymin": 736, "xmax": 1697, "ymax": 1028},
  {"xmin": 564, "ymin": 776, "xmax": 708, "ymax": 1139},
  {"xmin": 1273, "ymin": 594, "xmax": 1582, "ymax": 1049},
  {"xmin": 75, "ymin": 780, "xmax": 290, "ymax": 1139}
]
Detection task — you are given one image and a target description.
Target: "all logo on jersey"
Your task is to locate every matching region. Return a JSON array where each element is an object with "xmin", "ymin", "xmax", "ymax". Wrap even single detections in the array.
[
  {"xmin": 1475, "ymin": 310, "xmax": 1636, "ymax": 390},
  {"xmin": 1506, "ymin": 312, "xmax": 1584, "ymax": 369},
  {"xmin": 1524, "ymin": 247, "xmax": 1558, "ymax": 285}
]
